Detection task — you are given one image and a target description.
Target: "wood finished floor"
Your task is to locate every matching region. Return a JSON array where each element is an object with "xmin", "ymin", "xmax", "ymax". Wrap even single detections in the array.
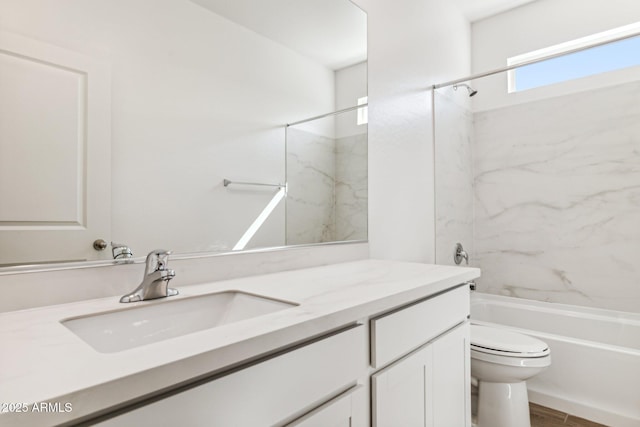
[{"xmin": 530, "ymin": 403, "xmax": 609, "ymax": 427}]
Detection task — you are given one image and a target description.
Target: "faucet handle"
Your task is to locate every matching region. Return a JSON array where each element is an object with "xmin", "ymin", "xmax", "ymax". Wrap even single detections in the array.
[
  {"xmin": 145, "ymin": 249, "xmax": 172, "ymax": 274},
  {"xmin": 111, "ymin": 242, "xmax": 133, "ymax": 260},
  {"xmin": 454, "ymin": 243, "xmax": 469, "ymax": 265}
]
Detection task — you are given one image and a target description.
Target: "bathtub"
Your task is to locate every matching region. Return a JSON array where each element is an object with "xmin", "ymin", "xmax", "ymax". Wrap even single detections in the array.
[{"xmin": 471, "ymin": 293, "xmax": 640, "ymax": 427}]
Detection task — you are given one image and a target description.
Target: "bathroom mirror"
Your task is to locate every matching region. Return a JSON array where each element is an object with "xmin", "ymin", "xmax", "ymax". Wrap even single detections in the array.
[{"xmin": 0, "ymin": 0, "xmax": 367, "ymax": 267}]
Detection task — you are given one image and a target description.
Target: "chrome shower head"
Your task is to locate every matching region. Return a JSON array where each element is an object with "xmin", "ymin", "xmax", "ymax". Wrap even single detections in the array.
[{"xmin": 453, "ymin": 83, "xmax": 478, "ymax": 97}]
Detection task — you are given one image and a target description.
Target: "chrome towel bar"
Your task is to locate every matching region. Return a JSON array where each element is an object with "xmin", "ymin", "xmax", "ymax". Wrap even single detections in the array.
[{"xmin": 223, "ymin": 179, "xmax": 285, "ymax": 189}]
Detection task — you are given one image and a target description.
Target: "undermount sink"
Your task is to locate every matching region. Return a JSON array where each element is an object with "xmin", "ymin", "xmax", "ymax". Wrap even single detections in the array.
[{"xmin": 61, "ymin": 291, "xmax": 298, "ymax": 353}]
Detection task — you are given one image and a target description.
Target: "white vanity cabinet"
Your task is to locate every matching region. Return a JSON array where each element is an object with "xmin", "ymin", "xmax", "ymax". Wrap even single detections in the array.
[
  {"xmin": 96, "ymin": 285, "xmax": 470, "ymax": 427},
  {"xmin": 1, "ymin": 259, "xmax": 479, "ymax": 427},
  {"xmin": 97, "ymin": 326, "xmax": 367, "ymax": 427},
  {"xmin": 371, "ymin": 285, "xmax": 471, "ymax": 427},
  {"xmin": 286, "ymin": 385, "xmax": 365, "ymax": 427}
]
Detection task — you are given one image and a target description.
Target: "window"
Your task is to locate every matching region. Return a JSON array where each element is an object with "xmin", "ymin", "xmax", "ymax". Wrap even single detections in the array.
[
  {"xmin": 357, "ymin": 96, "xmax": 368, "ymax": 125},
  {"xmin": 508, "ymin": 22, "xmax": 640, "ymax": 92}
]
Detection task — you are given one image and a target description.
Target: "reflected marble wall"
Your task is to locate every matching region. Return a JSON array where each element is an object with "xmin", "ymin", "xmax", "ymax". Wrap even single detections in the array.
[
  {"xmin": 434, "ymin": 91, "xmax": 474, "ymax": 267},
  {"xmin": 286, "ymin": 127, "xmax": 336, "ymax": 245},
  {"xmin": 336, "ymin": 133, "xmax": 368, "ymax": 241},
  {"xmin": 286, "ymin": 127, "xmax": 368, "ymax": 245},
  {"xmin": 474, "ymin": 81, "xmax": 640, "ymax": 313}
]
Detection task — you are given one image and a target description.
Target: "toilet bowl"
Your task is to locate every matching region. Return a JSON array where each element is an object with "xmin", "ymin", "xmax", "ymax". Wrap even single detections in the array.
[{"xmin": 471, "ymin": 324, "xmax": 551, "ymax": 427}]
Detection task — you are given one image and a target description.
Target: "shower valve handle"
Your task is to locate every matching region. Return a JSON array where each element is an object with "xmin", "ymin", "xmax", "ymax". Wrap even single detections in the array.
[{"xmin": 454, "ymin": 243, "xmax": 469, "ymax": 265}]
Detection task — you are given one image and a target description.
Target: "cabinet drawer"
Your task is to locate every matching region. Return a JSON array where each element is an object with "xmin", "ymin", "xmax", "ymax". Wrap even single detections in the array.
[
  {"xmin": 98, "ymin": 325, "xmax": 366, "ymax": 427},
  {"xmin": 370, "ymin": 285, "xmax": 469, "ymax": 368}
]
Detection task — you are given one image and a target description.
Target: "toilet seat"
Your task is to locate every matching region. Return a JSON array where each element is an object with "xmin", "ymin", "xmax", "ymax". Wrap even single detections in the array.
[
  {"xmin": 471, "ymin": 348, "xmax": 551, "ymax": 368},
  {"xmin": 471, "ymin": 324, "xmax": 550, "ymax": 358}
]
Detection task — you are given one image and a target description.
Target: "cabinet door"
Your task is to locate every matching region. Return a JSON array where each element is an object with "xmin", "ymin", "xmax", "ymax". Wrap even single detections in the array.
[
  {"xmin": 286, "ymin": 385, "xmax": 363, "ymax": 427},
  {"xmin": 372, "ymin": 322, "xmax": 470, "ymax": 427},
  {"xmin": 432, "ymin": 322, "xmax": 471, "ymax": 427},
  {"xmin": 372, "ymin": 344, "xmax": 434, "ymax": 427}
]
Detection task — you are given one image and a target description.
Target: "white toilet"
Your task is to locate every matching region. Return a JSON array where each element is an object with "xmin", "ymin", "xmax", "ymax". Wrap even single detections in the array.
[{"xmin": 471, "ymin": 324, "xmax": 551, "ymax": 427}]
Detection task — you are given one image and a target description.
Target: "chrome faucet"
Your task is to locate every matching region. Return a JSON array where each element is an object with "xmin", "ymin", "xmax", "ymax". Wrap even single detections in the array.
[
  {"xmin": 454, "ymin": 243, "xmax": 469, "ymax": 265},
  {"xmin": 119, "ymin": 249, "xmax": 178, "ymax": 303},
  {"xmin": 111, "ymin": 242, "xmax": 133, "ymax": 261}
]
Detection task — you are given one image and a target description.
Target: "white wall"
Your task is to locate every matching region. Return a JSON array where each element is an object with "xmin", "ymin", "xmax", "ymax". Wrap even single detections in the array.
[
  {"xmin": 473, "ymin": 0, "xmax": 640, "ymax": 72},
  {"xmin": 434, "ymin": 90, "xmax": 474, "ymax": 267},
  {"xmin": 354, "ymin": 0, "xmax": 471, "ymax": 262},
  {"xmin": 471, "ymin": 0, "xmax": 640, "ymax": 111},
  {"xmin": 335, "ymin": 61, "xmax": 368, "ymax": 138}
]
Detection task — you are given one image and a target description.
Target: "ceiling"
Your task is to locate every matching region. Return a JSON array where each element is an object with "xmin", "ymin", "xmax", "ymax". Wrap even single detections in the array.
[
  {"xmin": 190, "ymin": 0, "xmax": 367, "ymax": 71},
  {"xmin": 451, "ymin": 0, "xmax": 538, "ymax": 22},
  {"xmin": 189, "ymin": 0, "xmax": 536, "ymax": 70}
]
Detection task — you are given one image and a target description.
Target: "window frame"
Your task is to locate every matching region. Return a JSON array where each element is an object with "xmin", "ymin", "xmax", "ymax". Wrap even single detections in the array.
[{"xmin": 507, "ymin": 21, "xmax": 640, "ymax": 93}]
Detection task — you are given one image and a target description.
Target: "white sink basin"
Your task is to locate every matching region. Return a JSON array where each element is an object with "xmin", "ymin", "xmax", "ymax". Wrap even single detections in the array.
[{"xmin": 61, "ymin": 291, "xmax": 298, "ymax": 353}]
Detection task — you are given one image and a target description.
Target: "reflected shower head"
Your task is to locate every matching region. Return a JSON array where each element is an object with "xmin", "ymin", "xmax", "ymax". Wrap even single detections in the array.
[{"xmin": 453, "ymin": 83, "xmax": 478, "ymax": 97}]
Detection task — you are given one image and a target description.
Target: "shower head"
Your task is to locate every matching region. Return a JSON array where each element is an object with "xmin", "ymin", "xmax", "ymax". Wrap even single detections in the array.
[{"xmin": 453, "ymin": 83, "xmax": 478, "ymax": 97}]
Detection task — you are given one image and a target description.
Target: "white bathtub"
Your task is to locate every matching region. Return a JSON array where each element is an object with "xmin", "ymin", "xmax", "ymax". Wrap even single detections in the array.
[{"xmin": 471, "ymin": 293, "xmax": 640, "ymax": 427}]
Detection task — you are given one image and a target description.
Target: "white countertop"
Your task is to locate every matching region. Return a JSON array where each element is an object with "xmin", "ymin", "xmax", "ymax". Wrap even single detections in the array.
[{"xmin": 0, "ymin": 259, "xmax": 479, "ymax": 426}]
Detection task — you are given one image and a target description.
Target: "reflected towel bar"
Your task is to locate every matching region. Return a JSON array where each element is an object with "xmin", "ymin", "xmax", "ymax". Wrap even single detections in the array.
[{"xmin": 223, "ymin": 179, "xmax": 285, "ymax": 189}]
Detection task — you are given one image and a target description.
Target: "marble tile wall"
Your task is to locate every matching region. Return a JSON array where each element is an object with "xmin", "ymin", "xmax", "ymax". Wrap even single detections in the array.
[
  {"xmin": 286, "ymin": 126, "xmax": 369, "ymax": 246},
  {"xmin": 473, "ymin": 81, "xmax": 640, "ymax": 313},
  {"xmin": 335, "ymin": 133, "xmax": 368, "ymax": 241},
  {"xmin": 434, "ymin": 91, "xmax": 475, "ymax": 267},
  {"xmin": 286, "ymin": 127, "xmax": 336, "ymax": 245}
]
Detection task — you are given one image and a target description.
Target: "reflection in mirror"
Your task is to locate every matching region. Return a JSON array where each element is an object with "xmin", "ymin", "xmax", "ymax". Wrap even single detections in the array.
[
  {"xmin": 286, "ymin": 106, "xmax": 368, "ymax": 245},
  {"xmin": 0, "ymin": 0, "xmax": 366, "ymax": 268}
]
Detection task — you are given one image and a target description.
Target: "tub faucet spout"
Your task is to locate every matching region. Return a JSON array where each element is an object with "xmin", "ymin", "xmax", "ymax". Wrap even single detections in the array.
[{"xmin": 119, "ymin": 249, "xmax": 178, "ymax": 303}]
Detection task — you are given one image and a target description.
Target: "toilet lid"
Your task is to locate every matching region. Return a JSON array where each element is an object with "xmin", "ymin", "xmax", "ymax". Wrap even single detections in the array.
[{"xmin": 471, "ymin": 324, "xmax": 549, "ymax": 357}]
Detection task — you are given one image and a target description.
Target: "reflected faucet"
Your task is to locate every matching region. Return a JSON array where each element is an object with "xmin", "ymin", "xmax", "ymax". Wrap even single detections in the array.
[
  {"xmin": 119, "ymin": 249, "xmax": 178, "ymax": 303},
  {"xmin": 111, "ymin": 242, "xmax": 133, "ymax": 261},
  {"xmin": 454, "ymin": 243, "xmax": 469, "ymax": 265}
]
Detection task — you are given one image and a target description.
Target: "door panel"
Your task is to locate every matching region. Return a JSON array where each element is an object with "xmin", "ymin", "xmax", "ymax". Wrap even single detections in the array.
[{"xmin": 0, "ymin": 32, "xmax": 111, "ymax": 265}]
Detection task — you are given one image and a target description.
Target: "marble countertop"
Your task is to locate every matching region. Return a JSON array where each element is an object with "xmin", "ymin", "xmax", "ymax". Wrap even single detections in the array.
[{"xmin": 0, "ymin": 259, "xmax": 479, "ymax": 426}]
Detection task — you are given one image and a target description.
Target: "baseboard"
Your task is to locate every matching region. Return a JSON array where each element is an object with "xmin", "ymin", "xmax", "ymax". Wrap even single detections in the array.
[{"xmin": 528, "ymin": 389, "xmax": 639, "ymax": 427}]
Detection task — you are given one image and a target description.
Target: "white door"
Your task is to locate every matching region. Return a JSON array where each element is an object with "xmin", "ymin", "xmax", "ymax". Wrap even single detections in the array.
[{"xmin": 0, "ymin": 32, "xmax": 111, "ymax": 266}]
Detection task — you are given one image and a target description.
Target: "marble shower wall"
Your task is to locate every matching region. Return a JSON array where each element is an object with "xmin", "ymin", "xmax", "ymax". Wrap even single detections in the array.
[
  {"xmin": 434, "ymin": 91, "xmax": 474, "ymax": 267},
  {"xmin": 286, "ymin": 127, "xmax": 336, "ymax": 245},
  {"xmin": 286, "ymin": 127, "xmax": 368, "ymax": 245},
  {"xmin": 335, "ymin": 133, "xmax": 368, "ymax": 241},
  {"xmin": 473, "ymin": 81, "xmax": 640, "ymax": 313}
]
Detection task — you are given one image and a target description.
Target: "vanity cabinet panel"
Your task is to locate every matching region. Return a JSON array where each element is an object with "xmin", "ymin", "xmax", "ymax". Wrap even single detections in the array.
[
  {"xmin": 372, "ymin": 322, "xmax": 470, "ymax": 427},
  {"xmin": 97, "ymin": 326, "xmax": 366, "ymax": 427},
  {"xmin": 286, "ymin": 385, "xmax": 364, "ymax": 427},
  {"xmin": 372, "ymin": 343, "xmax": 434, "ymax": 427},
  {"xmin": 432, "ymin": 322, "xmax": 471, "ymax": 427},
  {"xmin": 370, "ymin": 284, "xmax": 469, "ymax": 368}
]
